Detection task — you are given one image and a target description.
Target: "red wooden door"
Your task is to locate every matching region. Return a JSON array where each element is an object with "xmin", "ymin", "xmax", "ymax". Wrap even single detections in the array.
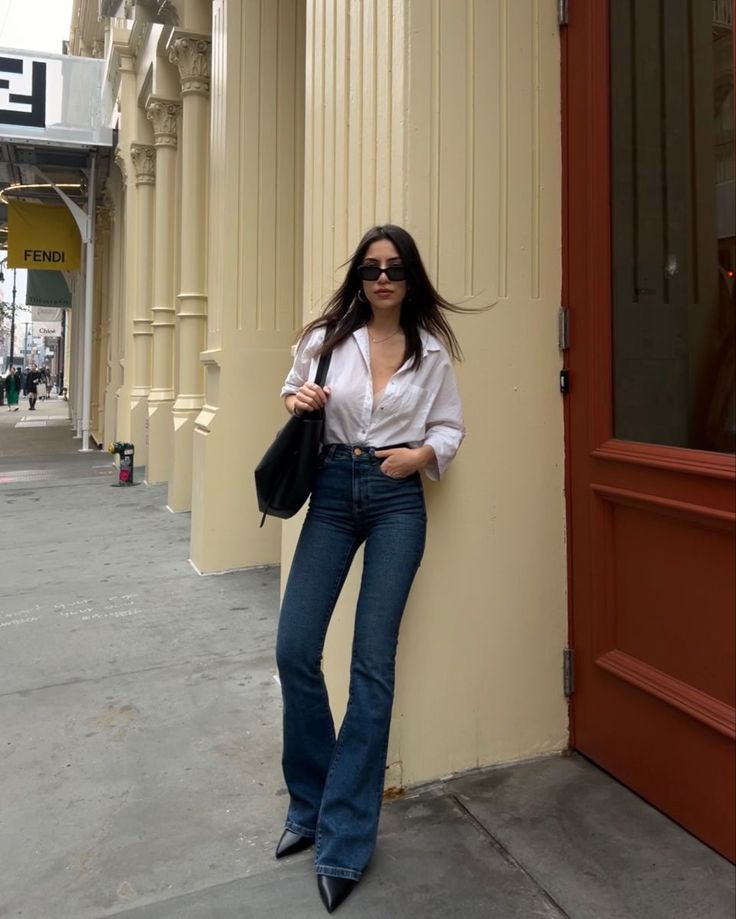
[{"xmin": 564, "ymin": 0, "xmax": 736, "ymax": 860}]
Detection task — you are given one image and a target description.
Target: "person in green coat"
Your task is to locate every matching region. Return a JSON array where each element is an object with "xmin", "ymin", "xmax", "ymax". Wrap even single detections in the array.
[{"xmin": 5, "ymin": 367, "xmax": 20, "ymax": 411}]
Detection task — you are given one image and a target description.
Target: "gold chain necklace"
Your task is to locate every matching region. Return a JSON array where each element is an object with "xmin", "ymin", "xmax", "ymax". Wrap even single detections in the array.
[{"xmin": 368, "ymin": 328, "xmax": 401, "ymax": 344}]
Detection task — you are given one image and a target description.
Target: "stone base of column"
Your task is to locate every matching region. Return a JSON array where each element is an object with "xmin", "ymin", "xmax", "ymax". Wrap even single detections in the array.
[
  {"xmin": 189, "ymin": 354, "xmax": 282, "ymax": 572},
  {"xmin": 147, "ymin": 397, "xmax": 174, "ymax": 484},
  {"xmin": 130, "ymin": 394, "xmax": 149, "ymax": 468},
  {"xmin": 168, "ymin": 406, "xmax": 199, "ymax": 512},
  {"xmin": 103, "ymin": 388, "xmax": 118, "ymax": 449},
  {"xmin": 115, "ymin": 383, "xmax": 132, "ymax": 444}
]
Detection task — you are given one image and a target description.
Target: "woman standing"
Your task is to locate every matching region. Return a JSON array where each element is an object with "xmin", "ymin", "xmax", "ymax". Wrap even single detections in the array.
[
  {"xmin": 5, "ymin": 367, "xmax": 20, "ymax": 411},
  {"xmin": 275, "ymin": 225, "xmax": 466, "ymax": 912}
]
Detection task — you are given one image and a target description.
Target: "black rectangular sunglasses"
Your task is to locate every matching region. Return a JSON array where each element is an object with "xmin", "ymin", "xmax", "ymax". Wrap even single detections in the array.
[{"xmin": 357, "ymin": 264, "xmax": 407, "ymax": 282}]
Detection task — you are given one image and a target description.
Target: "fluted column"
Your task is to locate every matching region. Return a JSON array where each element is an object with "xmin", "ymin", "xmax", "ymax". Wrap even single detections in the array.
[
  {"xmin": 189, "ymin": 0, "xmax": 305, "ymax": 571},
  {"xmin": 146, "ymin": 98, "xmax": 181, "ymax": 484},
  {"xmin": 90, "ymin": 207, "xmax": 110, "ymax": 442},
  {"xmin": 129, "ymin": 142, "xmax": 156, "ymax": 467},
  {"xmin": 167, "ymin": 33, "xmax": 211, "ymax": 512},
  {"xmin": 113, "ymin": 54, "xmax": 139, "ymax": 447},
  {"xmin": 95, "ymin": 206, "xmax": 112, "ymax": 444},
  {"xmin": 103, "ymin": 174, "xmax": 124, "ymax": 449}
]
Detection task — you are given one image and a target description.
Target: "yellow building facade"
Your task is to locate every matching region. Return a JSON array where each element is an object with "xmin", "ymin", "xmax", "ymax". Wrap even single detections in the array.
[{"xmin": 69, "ymin": 0, "xmax": 567, "ymax": 789}]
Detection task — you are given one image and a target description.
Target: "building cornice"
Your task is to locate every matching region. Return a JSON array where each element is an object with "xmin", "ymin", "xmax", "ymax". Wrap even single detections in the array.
[{"xmin": 106, "ymin": 9, "xmax": 151, "ymax": 97}]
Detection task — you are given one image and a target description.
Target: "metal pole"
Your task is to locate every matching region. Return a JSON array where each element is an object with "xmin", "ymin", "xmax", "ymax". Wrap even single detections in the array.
[
  {"xmin": 58, "ymin": 308, "xmax": 66, "ymax": 392},
  {"xmin": 80, "ymin": 153, "xmax": 96, "ymax": 452},
  {"xmin": 9, "ymin": 269, "xmax": 17, "ymax": 368}
]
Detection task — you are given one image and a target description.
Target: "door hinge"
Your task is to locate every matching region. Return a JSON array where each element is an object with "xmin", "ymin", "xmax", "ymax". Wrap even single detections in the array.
[
  {"xmin": 558, "ymin": 0, "xmax": 569, "ymax": 27},
  {"xmin": 563, "ymin": 648, "xmax": 575, "ymax": 697},
  {"xmin": 558, "ymin": 307, "xmax": 570, "ymax": 351},
  {"xmin": 559, "ymin": 369, "xmax": 570, "ymax": 394}
]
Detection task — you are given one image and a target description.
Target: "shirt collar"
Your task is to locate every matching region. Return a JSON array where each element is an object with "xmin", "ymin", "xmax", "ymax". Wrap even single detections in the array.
[{"xmin": 419, "ymin": 329, "xmax": 442, "ymax": 354}]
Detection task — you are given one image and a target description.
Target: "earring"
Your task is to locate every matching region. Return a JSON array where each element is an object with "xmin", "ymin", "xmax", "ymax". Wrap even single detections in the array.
[{"xmin": 357, "ymin": 288, "xmax": 367, "ymax": 303}]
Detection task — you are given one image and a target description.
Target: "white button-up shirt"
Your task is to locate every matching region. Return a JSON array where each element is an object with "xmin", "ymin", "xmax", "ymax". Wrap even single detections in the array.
[{"xmin": 281, "ymin": 326, "xmax": 465, "ymax": 480}]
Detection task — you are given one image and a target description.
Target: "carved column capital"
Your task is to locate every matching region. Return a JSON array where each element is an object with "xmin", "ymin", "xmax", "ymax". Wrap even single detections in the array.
[
  {"xmin": 146, "ymin": 99, "xmax": 181, "ymax": 149},
  {"xmin": 130, "ymin": 144, "xmax": 156, "ymax": 186},
  {"xmin": 168, "ymin": 34, "xmax": 211, "ymax": 96}
]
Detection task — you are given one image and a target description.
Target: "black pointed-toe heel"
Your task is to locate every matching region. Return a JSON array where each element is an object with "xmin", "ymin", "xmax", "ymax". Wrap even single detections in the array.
[
  {"xmin": 275, "ymin": 829, "xmax": 315, "ymax": 859},
  {"xmin": 317, "ymin": 875, "xmax": 358, "ymax": 913}
]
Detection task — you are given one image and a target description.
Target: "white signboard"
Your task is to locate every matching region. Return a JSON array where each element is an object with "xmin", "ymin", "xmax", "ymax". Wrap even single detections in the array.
[
  {"xmin": 34, "ymin": 321, "xmax": 62, "ymax": 337},
  {"xmin": 0, "ymin": 48, "xmax": 113, "ymax": 147},
  {"xmin": 32, "ymin": 307, "xmax": 63, "ymax": 322}
]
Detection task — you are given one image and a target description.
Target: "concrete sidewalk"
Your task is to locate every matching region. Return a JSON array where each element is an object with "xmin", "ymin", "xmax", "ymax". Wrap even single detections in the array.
[{"xmin": 0, "ymin": 418, "xmax": 733, "ymax": 919}]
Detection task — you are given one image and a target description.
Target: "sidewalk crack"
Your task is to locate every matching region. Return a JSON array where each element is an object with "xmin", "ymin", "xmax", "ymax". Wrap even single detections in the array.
[{"xmin": 450, "ymin": 793, "xmax": 573, "ymax": 919}]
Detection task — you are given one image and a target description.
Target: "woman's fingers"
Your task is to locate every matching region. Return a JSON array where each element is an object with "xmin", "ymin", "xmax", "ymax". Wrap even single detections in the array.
[
  {"xmin": 295, "ymin": 383, "xmax": 328, "ymax": 412},
  {"xmin": 376, "ymin": 448, "xmax": 415, "ymax": 478}
]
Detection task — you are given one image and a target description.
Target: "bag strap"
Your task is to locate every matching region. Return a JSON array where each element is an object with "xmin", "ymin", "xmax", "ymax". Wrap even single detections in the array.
[
  {"xmin": 312, "ymin": 350, "xmax": 332, "ymax": 417},
  {"xmin": 314, "ymin": 350, "xmax": 331, "ymax": 388}
]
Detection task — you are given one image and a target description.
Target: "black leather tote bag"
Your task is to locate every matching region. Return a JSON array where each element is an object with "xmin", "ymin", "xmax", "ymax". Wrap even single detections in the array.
[{"xmin": 254, "ymin": 351, "xmax": 331, "ymax": 526}]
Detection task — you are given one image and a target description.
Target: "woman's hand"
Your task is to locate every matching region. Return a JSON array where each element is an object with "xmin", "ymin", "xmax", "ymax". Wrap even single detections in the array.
[
  {"xmin": 286, "ymin": 383, "xmax": 331, "ymax": 416},
  {"xmin": 375, "ymin": 445, "xmax": 435, "ymax": 478}
]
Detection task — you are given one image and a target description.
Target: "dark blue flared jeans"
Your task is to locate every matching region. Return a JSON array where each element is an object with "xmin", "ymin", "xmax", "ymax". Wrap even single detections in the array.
[{"xmin": 276, "ymin": 445, "xmax": 427, "ymax": 880}]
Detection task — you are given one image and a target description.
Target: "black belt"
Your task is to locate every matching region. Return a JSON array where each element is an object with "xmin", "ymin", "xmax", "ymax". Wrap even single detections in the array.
[{"xmin": 323, "ymin": 443, "xmax": 410, "ymax": 458}]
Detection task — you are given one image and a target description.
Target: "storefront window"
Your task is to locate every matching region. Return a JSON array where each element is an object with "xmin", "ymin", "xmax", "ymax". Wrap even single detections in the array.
[{"xmin": 611, "ymin": 0, "xmax": 735, "ymax": 452}]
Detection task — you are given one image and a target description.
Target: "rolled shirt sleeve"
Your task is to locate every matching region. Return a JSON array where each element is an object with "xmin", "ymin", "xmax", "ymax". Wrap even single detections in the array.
[
  {"xmin": 421, "ymin": 360, "xmax": 466, "ymax": 481},
  {"xmin": 280, "ymin": 329, "xmax": 325, "ymax": 397}
]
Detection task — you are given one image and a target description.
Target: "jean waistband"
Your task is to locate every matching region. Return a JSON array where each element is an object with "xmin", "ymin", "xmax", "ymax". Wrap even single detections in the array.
[{"xmin": 322, "ymin": 443, "xmax": 409, "ymax": 461}]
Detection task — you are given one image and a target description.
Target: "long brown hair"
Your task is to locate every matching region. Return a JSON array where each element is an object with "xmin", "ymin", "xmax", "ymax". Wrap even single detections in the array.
[{"xmin": 301, "ymin": 225, "xmax": 472, "ymax": 370}]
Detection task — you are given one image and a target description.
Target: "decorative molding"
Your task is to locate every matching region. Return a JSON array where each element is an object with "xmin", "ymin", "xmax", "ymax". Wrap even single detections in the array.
[
  {"xmin": 96, "ymin": 207, "xmax": 112, "ymax": 237},
  {"xmin": 592, "ymin": 439, "xmax": 736, "ymax": 481},
  {"xmin": 111, "ymin": 43, "xmax": 136, "ymax": 74},
  {"xmin": 146, "ymin": 98, "xmax": 181, "ymax": 148},
  {"xmin": 130, "ymin": 143, "xmax": 156, "ymax": 185},
  {"xmin": 113, "ymin": 148, "xmax": 128, "ymax": 184},
  {"xmin": 102, "ymin": 186, "xmax": 116, "ymax": 222},
  {"xmin": 168, "ymin": 33, "xmax": 211, "ymax": 96},
  {"xmin": 109, "ymin": 41, "xmax": 136, "ymax": 101},
  {"xmin": 590, "ymin": 484, "xmax": 736, "ymax": 530},
  {"xmin": 597, "ymin": 649, "xmax": 736, "ymax": 740}
]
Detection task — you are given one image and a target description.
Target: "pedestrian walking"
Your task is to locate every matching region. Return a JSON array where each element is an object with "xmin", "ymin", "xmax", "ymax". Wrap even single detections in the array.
[
  {"xmin": 36, "ymin": 367, "xmax": 49, "ymax": 401},
  {"xmin": 23, "ymin": 363, "xmax": 41, "ymax": 411},
  {"xmin": 274, "ymin": 224, "xmax": 466, "ymax": 913},
  {"xmin": 5, "ymin": 366, "xmax": 20, "ymax": 411}
]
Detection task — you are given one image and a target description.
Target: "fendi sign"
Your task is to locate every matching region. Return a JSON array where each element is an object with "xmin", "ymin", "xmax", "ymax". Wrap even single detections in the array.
[
  {"xmin": 0, "ymin": 50, "xmax": 113, "ymax": 147},
  {"xmin": 0, "ymin": 56, "xmax": 46, "ymax": 128},
  {"xmin": 24, "ymin": 249, "xmax": 67, "ymax": 263}
]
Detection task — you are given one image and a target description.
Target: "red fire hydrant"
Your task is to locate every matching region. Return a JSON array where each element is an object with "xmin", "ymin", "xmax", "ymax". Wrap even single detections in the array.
[{"xmin": 107, "ymin": 441, "xmax": 136, "ymax": 485}]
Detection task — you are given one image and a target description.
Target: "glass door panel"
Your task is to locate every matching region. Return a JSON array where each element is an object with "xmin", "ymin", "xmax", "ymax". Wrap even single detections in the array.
[{"xmin": 611, "ymin": 0, "xmax": 735, "ymax": 452}]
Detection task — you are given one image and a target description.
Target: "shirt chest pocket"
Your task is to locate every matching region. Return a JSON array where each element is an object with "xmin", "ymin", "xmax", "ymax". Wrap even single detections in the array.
[{"xmin": 387, "ymin": 382, "xmax": 433, "ymax": 435}]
